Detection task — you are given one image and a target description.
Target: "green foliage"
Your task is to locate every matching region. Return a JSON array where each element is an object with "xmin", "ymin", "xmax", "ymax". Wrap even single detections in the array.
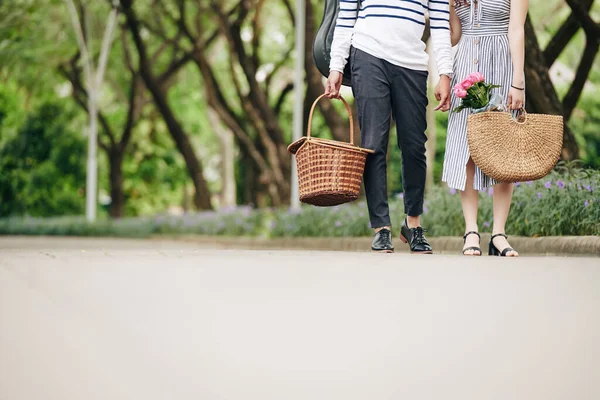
[
  {"xmin": 433, "ymin": 112, "xmax": 449, "ymax": 183},
  {"xmin": 529, "ymin": 0, "xmax": 600, "ymax": 83},
  {"xmin": 271, "ymin": 167, "xmax": 599, "ymax": 238},
  {"xmin": 569, "ymin": 93, "xmax": 600, "ymax": 169},
  {"xmin": 0, "ymin": 0, "xmax": 72, "ymax": 99},
  {"xmin": 117, "ymin": 118, "xmax": 191, "ymax": 217},
  {"xmin": 423, "ymin": 165, "xmax": 600, "ymax": 237},
  {"xmin": 0, "ymin": 102, "xmax": 86, "ymax": 217},
  {"xmin": 0, "ymin": 84, "xmax": 27, "ymax": 145},
  {"xmin": 2, "ymin": 166, "xmax": 597, "ymax": 237}
]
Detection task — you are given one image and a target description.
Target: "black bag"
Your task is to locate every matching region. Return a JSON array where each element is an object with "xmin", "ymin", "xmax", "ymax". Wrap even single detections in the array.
[{"xmin": 313, "ymin": 0, "xmax": 359, "ymax": 87}]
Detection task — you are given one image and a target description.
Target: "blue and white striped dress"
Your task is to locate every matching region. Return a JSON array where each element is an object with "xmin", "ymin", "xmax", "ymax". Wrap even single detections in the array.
[{"xmin": 442, "ymin": 0, "xmax": 518, "ymax": 191}]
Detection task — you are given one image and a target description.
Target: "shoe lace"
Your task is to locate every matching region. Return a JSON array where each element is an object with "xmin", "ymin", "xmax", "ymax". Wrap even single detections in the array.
[
  {"xmin": 413, "ymin": 227, "xmax": 427, "ymax": 244},
  {"xmin": 379, "ymin": 229, "xmax": 391, "ymax": 241}
]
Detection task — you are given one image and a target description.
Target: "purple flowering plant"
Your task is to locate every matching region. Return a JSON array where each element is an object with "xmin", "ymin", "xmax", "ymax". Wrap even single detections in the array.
[{"xmin": 0, "ymin": 164, "xmax": 597, "ymax": 238}]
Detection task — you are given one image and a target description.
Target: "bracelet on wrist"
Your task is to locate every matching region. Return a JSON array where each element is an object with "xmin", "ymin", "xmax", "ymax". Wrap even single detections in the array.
[{"xmin": 511, "ymin": 84, "xmax": 525, "ymax": 91}]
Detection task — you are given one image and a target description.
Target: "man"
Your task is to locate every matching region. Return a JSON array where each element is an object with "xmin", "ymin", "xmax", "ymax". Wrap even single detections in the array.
[{"xmin": 325, "ymin": 0, "xmax": 453, "ymax": 254}]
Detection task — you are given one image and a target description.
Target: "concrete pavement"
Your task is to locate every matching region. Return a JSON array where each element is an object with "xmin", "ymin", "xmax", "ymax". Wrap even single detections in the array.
[{"xmin": 1, "ymin": 237, "xmax": 599, "ymax": 400}]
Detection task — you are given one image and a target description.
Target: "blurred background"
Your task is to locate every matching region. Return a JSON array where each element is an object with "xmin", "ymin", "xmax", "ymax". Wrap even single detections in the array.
[{"xmin": 0, "ymin": 0, "xmax": 598, "ymax": 238}]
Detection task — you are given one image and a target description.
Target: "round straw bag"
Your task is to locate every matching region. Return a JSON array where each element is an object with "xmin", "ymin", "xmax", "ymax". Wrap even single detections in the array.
[
  {"xmin": 287, "ymin": 94, "xmax": 374, "ymax": 207},
  {"xmin": 467, "ymin": 110, "xmax": 563, "ymax": 182}
]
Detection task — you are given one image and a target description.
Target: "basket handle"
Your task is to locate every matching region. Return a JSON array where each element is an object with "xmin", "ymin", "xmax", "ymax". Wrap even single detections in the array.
[
  {"xmin": 511, "ymin": 107, "xmax": 528, "ymax": 125},
  {"xmin": 307, "ymin": 94, "xmax": 355, "ymax": 145}
]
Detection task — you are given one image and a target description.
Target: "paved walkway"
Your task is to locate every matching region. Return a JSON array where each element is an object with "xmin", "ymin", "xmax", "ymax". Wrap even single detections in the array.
[{"xmin": 1, "ymin": 237, "xmax": 599, "ymax": 400}]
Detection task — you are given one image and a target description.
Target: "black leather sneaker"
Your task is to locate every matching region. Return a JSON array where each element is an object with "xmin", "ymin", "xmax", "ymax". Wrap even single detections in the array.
[
  {"xmin": 372, "ymin": 228, "xmax": 394, "ymax": 253},
  {"xmin": 399, "ymin": 217, "xmax": 433, "ymax": 254}
]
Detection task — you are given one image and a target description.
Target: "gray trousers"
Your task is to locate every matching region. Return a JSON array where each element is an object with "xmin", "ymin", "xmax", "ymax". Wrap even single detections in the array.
[{"xmin": 350, "ymin": 47, "xmax": 428, "ymax": 229}]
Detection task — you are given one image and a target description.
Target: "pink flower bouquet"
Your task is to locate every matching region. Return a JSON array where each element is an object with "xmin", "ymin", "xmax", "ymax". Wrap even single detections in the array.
[{"xmin": 452, "ymin": 72, "xmax": 501, "ymax": 113}]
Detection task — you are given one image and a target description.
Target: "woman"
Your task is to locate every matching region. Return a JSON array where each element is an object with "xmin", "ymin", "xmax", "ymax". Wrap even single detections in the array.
[{"xmin": 442, "ymin": 0, "xmax": 527, "ymax": 257}]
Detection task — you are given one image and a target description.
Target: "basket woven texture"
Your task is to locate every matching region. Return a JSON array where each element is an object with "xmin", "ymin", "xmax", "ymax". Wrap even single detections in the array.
[
  {"xmin": 287, "ymin": 94, "xmax": 374, "ymax": 207},
  {"xmin": 467, "ymin": 110, "xmax": 563, "ymax": 183}
]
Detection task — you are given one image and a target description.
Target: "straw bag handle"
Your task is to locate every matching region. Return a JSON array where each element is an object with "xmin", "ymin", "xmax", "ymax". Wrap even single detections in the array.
[
  {"xmin": 511, "ymin": 108, "xmax": 528, "ymax": 125},
  {"xmin": 307, "ymin": 94, "xmax": 355, "ymax": 145}
]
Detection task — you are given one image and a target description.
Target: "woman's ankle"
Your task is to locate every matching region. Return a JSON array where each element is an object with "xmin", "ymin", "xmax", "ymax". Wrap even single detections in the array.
[{"xmin": 465, "ymin": 225, "xmax": 479, "ymax": 233}]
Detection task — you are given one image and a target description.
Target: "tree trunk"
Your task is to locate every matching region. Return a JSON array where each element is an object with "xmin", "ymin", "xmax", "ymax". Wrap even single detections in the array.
[
  {"xmin": 304, "ymin": 0, "xmax": 348, "ymax": 143},
  {"xmin": 188, "ymin": 46, "xmax": 288, "ymax": 206},
  {"xmin": 208, "ymin": 108, "xmax": 236, "ymax": 208},
  {"xmin": 64, "ymin": 0, "xmax": 118, "ymax": 222},
  {"xmin": 524, "ymin": 16, "xmax": 580, "ymax": 160},
  {"xmin": 108, "ymin": 150, "xmax": 125, "ymax": 218},
  {"xmin": 237, "ymin": 145, "xmax": 260, "ymax": 206},
  {"xmin": 562, "ymin": 0, "xmax": 600, "ymax": 122},
  {"xmin": 543, "ymin": 0, "xmax": 595, "ymax": 67},
  {"xmin": 121, "ymin": 1, "xmax": 212, "ymax": 210},
  {"xmin": 148, "ymin": 77, "xmax": 212, "ymax": 210},
  {"xmin": 563, "ymin": 38, "xmax": 599, "ymax": 121},
  {"xmin": 221, "ymin": 133, "xmax": 236, "ymax": 208},
  {"xmin": 182, "ymin": 184, "xmax": 191, "ymax": 213},
  {"xmin": 85, "ymin": 92, "xmax": 99, "ymax": 221}
]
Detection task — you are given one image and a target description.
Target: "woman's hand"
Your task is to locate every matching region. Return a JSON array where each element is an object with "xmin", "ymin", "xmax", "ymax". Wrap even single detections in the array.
[{"xmin": 507, "ymin": 87, "xmax": 525, "ymax": 110}]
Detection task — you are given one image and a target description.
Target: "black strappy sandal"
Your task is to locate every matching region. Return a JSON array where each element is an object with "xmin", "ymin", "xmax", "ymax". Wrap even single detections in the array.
[
  {"xmin": 489, "ymin": 233, "xmax": 518, "ymax": 257},
  {"xmin": 462, "ymin": 231, "xmax": 482, "ymax": 256}
]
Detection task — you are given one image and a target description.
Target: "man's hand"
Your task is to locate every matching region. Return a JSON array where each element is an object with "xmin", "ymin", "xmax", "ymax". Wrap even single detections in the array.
[
  {"xmin": 325, "ymin": 71, "xmax": 343, "ymax": 99},
  {"xmin": 434, "ymin": 75, "xmax": 451, "ymax": 112}
]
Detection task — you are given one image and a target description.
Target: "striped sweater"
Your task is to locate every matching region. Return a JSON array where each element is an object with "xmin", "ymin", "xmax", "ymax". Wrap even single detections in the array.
[{"xmin": 330, "ymin": 0, "xmax": 454, "ymax": 76}]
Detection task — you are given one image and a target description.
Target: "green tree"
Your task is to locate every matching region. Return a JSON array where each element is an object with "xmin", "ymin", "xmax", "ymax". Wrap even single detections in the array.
[
  {"xmin": 569, "ymin": 93, "xmax": 600, "ymax": 168},
  {"xmin": 0, "ymin": 102, "xmax": 86, "ymax": 217}
]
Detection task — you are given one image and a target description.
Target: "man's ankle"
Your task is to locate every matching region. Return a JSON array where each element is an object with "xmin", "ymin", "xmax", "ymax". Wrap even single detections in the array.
[
  {"xmin": 406, "ymin": 216, "xmax": 421, "ymax": 229},
  {"xmin": 374, "ymin": 226, "xmax": 391, "ymax": 234}
]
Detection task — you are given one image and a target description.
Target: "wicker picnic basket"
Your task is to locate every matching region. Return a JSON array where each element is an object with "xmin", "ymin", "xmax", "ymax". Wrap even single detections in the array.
[
  {"xmin": 287, "ymin": 94, "xmax": 374, "ymax": 207},
  {"xmin": 467, "ymin": 110, "xmax": 563, "ymax": 183}
]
